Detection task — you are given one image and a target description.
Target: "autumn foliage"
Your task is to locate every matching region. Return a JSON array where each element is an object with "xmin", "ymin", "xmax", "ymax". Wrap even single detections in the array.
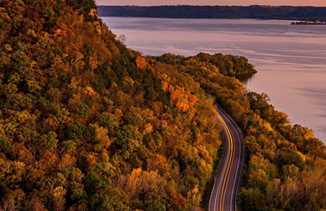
[
  {"xmin": 0, "ymin": 0, "xmax": 220, "ymax": 210},
  {"xmin": 153, "ymin": 54, "xmax": 326, "ymax": 210},
  {"xmin": 0, "ymin": 0, "xmax": 325, "ymax": 211}
]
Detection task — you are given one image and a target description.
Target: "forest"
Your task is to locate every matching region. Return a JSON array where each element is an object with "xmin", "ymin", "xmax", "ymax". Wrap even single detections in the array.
[
  {"xmin": 153, "ymin": 54, "xmax": 326, "ymax": 210},
  {"xmin": 0, "ymin": 0, "xmax": 325, "ymax": 210},
  {"xmin": 98, "ymin": 5, "xmax": 326, "ymax": 21}
]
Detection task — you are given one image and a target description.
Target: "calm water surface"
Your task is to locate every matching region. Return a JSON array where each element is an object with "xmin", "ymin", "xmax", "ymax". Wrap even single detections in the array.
[{"xmin": 102, "ymin": 17, "xmax": 326, "ymax": 142}]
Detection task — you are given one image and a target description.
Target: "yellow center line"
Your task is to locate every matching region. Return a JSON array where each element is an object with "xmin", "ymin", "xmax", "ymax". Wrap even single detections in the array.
[
  {"xmin": 220, "ymin": 124, "xmax": 234, "ymax": 210},
  {"xmin": 216, "ymin": 113, "xmax": 235, "ymax": 211},
  {"xmin": 216, "ymin": 113, "xmax": 229, "ymax": 210}
]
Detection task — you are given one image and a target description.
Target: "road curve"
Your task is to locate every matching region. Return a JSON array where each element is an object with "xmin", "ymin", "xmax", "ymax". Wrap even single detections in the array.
[{"xmin": 208, "ymin": 104, "xmax": 243, "ymax": 211}]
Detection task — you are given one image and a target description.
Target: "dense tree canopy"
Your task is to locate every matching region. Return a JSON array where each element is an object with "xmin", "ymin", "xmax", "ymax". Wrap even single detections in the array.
[
  {"xmin": 0, "ymin": 0, "xmax": 221, "ymax": 210},
  {"xmin": 152, "ymin": 54, "xmax": 326, "ymax": 210},
  {"xmin": 0, "ymin": 0, "xmax": 325, "ymax": 210},
  {"xmin": 154, "ymin": 53, "xmax": 257, "ymax": 80}
]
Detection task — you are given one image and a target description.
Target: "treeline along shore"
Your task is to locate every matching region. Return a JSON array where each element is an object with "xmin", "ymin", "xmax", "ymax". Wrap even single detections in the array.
[
  {"xmin": 0, "ymin": 1, "xmax": 325, "ymax": 210},
  {"xmin": 97, "ymin": 5, "xmax": 326, "ymax": 20}
]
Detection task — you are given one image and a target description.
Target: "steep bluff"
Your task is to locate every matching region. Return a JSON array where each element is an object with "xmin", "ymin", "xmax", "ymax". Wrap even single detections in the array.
[{"xmin": 0, "ymin": 1, "xmax": 325, "ymax": 210}]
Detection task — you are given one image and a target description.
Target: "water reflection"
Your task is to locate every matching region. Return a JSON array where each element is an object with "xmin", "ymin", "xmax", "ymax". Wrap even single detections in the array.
[{"xmin": 102, "ymin": 17, "xmax": 326, "ymax": 142}]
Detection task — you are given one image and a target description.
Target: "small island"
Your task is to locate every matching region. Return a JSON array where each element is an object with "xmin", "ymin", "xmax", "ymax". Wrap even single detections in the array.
[
  {"xmin": 0, "ymin": 1, "xmax": 325, "ymax": 211},
  {"xmin": 291, "ymin": 20, "xmax": 326, "ymax": 25}
]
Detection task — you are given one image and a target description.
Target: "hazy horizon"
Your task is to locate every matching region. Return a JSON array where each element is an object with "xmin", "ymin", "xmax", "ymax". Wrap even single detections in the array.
[{"xmin": 96, "ymin": 0, "xmax": 326, "ymax": 6}]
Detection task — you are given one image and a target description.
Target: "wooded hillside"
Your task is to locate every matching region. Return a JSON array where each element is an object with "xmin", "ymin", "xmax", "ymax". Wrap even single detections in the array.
[{"xmin": 0, "ymin": 1, "xmax": 325, "ymax": 210}]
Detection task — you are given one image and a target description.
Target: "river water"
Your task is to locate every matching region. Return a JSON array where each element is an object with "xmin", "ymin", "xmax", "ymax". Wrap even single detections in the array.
[{"xmin": 102, "ymin": 17, "xmax": 326, "ymax": 142}]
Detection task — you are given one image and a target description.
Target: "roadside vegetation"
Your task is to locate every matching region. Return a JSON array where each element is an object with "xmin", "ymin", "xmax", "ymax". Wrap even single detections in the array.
[
  {"xmin": 0, "ymin": 0, "xmax": 325, "ymax": 210},
  {"xmin": 154, "ymin": 54, "xmax": 326, "ymax": 210}
]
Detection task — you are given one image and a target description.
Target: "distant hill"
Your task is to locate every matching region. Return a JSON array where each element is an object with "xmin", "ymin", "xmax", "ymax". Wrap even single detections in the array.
[
  {"xmin": 0, "ymin": 0, "xmax": 325, "ymax": 210},
  {"xmin": 97, "ymin": 5, "xmax": 326, "ymax": 20}
]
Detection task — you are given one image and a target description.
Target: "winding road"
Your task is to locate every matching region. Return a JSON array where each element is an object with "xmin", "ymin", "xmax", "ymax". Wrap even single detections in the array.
[{"xmin": 208, "ymin": 105, "xmax": 243, "ymax": 211}]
